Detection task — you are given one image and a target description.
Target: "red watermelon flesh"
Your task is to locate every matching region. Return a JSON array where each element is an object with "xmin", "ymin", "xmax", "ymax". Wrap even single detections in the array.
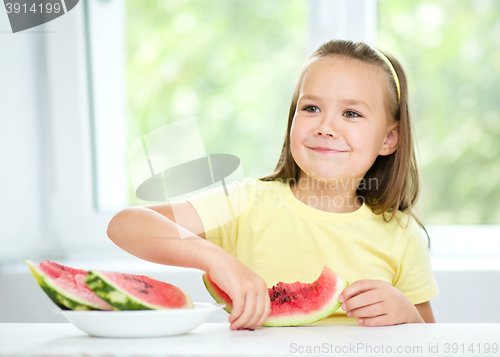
[
  {"xmin": 203, "ymin": 266, "xmax": 348, "ymax": 326},
  {"xmin": 27, "ymin": 260, "xmax": 114, "ymax": 310}
]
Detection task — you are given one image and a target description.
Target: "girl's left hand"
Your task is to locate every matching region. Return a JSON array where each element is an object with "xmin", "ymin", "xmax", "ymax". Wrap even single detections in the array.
[{"xmin": 339, "ymin": 279, "xmax": 424, "ymax": 326}]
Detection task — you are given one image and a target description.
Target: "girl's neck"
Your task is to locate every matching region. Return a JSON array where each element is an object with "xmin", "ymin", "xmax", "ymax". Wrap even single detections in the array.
[{"xmin": 290, "ymin": 174, "xmax": 363, "ymax": 214}]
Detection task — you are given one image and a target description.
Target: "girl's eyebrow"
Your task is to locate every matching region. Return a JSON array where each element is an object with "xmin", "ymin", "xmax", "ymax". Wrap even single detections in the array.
[
  {"xmin": 298, "ymin": 94, "xmax": 322, "ymax": 102},
  {"xmin": 298, "ymin": 94, "xmax": 371, "ymax": 111},
  {"xmin": 340, "ymin": 98, "xmax": 372, "ymax": 111}
]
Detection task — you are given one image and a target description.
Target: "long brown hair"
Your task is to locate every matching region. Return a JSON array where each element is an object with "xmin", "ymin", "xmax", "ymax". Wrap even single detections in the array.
[{"xmin": 259, "ymin": 39, "xmax": 430, "ymax": 248}]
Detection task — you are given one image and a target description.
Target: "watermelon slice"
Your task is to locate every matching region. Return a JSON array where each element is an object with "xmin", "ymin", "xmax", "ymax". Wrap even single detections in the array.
[
  {"xmin": 25, "ymin": 260, "xmax": 114, "ymax": 311},
  {"xmin": 85, "ymin": 270, "xmax": 194, "ymax": 310},
  {"xmin": 203, "ymin": 266, "xmax": 348, "ymax": 326}
]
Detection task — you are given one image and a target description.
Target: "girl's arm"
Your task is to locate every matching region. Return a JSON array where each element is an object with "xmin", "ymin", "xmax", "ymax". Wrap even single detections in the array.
[
  {"xmin": 107, "ymin": 202, "xmax": 217, "ymax": 271},
  {"xmin": 107, "ymin": 201, "xmax": 271, "ymax": 330},
  {"xmin": 415, "ymin": 301, "xmax": 436, "ymax": 323}
]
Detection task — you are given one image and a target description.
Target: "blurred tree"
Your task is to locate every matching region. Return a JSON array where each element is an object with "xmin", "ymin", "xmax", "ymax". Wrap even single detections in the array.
[
  {"xmin": 379, "ymin": 0, "xmax": 500, "ymax": 224},
  {"xmin": 126, "ymin": 0, "xmax": 306, "ymax": 206}
]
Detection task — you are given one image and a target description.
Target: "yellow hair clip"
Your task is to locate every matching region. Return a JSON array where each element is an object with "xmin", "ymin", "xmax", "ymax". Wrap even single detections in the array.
[{"xmin": 370, "ymin": 46, "xmax": 401, "ymax": 104}]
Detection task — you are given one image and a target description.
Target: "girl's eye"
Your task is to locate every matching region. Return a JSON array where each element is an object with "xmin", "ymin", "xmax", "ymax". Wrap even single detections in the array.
[
  {"xmin": 343, "ymin": 110, "xmax": 361, "ymax": 118},
  {"xmin": 303, "ymin": 105, "xmax": 320, "ymax": 113}
]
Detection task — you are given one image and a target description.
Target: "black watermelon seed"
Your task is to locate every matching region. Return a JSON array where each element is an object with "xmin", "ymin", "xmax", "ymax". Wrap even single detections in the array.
[
  {"xmin": 270, "ymin": 296, "xmax": 275, "ymax": 301},
  {"xmin": 138, "ymin": 289, "xmax": 148, "ymax": 294},
  {"xmin": 292, "ymin": 295, "xmax": 295, "ymax": 299},
  {"xmin": 285, "ymin": 297, "xmax": 290, "ymax": 302},
  {"xmin": 281, "ymin": 297, "xmax": 286, "ymax": 302}
]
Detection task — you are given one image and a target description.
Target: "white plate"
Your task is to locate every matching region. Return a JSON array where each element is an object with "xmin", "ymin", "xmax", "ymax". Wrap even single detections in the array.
[{"xmin": 53, "ymin": 303, "xmax": 226, "ymax": 338}]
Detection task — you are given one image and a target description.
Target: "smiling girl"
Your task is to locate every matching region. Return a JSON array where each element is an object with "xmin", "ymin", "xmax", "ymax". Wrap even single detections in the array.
[{"xmin": 107, "ymin": 40, "xmax": 439, "ymax": 330}]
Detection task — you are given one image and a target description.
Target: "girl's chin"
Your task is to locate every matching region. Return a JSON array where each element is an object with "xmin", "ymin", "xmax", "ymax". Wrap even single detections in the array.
[{"xmin": 301, "ymin": 172, "xmax": 352, "ymax": 182}]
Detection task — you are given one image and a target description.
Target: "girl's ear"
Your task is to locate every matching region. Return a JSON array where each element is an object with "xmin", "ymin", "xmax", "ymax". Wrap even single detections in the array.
[{"xmin": 379, "ymin": 122, "xmax": 399, "ymax": 156}]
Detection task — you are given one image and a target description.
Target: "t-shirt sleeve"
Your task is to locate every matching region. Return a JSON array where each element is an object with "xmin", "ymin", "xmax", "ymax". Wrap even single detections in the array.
[
  {"xmin": 186, "ymin": 178, "xmax": 250, "ymax": 256},
  {"xmin": 393, "ymin": 217, "xmax": 440, "ymax": 305}
]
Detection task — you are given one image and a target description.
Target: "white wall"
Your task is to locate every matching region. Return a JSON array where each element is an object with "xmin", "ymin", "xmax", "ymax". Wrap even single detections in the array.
[
  {"xmin": 0, "ymin": 7, "xmax": 50, "ymax": 266},
  {"xmin": 433, "ymin": 270, "xmax": 500, "ymax": 323}
]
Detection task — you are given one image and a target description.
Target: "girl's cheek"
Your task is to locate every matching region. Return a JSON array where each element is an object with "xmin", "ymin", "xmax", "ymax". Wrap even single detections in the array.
[
  {"xmin": 348, "ymin": 129, "xmax": 370, "ymax": 147},
  {"xmin": 290, "ymin": 123, "xmax": 305, "ymax": 144},
  {"xmin": 293, "ymin": 119, "xmax": 313, "ymax": 139}
]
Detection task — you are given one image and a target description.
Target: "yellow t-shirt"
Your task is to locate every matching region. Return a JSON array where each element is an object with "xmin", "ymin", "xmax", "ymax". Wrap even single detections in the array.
[{"xmin": 187, "ymin": 177, "xmax": 439, "ymax": 324}]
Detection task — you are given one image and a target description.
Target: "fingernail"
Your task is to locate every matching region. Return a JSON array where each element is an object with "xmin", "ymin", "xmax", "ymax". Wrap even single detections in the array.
[
  {"xmin": 358, "ymin": 318, "xmax": 363, "ymax": 324},
  {"xmin": 341, "ymin": 303, "xmax": 346, "ymax": 310},
  {"xmin": 339, "ymin": 295, "xmax": 344, "ymax": 302},
  {"xmin": 346, "ymin": 311, "xmax": 351, "ymax": 316}
]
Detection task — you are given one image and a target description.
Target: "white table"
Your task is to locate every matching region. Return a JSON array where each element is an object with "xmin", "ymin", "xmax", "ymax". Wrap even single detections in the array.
[{"xmin": 1, "ymin": 323, "xmax": 499, "ymax": 356}]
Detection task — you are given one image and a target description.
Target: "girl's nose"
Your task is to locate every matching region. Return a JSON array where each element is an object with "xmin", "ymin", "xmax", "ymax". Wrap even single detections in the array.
[
  {"xmin": 315, "ymin": 129, "xmax": 340, "ymax": 138},
  {"xmin": 314, "ymin": 119, "xmax": 341, "ymax": 139}
]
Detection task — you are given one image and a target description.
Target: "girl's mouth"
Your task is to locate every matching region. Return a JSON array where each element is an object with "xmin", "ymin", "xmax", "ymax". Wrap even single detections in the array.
[{"xmin": 308, "ymin": 147, "xmax": 347, "ymax": 154}]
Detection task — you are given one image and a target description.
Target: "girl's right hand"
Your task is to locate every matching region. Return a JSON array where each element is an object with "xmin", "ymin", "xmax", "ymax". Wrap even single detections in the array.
[{"xmin": 207, "ymin": 256, "xmax": 271, "ymax": 330}]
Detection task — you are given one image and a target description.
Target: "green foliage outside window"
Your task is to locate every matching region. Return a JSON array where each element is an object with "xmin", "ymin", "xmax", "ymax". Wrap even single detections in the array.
[{"xmin": 379, "ymin": 0, "xmax": 500, "ymax": 224}]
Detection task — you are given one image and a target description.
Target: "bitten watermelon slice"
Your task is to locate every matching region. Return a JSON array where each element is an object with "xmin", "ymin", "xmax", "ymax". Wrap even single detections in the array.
[
  {"xmin": 85, "ymin": 270, "xmax": 194, "ymax": 310},
  {"xmin": 203, "ymin": 266, "xmax": 348, "ymax": 326},
  {"xmin": 25, "ymin": 260, "xmax": 114, "ymax": 311}
]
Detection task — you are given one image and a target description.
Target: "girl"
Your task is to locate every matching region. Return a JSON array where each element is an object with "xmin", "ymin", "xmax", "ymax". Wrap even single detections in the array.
[{"xmin": 107, "ymin": 40, "xmax": 439, "ymax": 330}]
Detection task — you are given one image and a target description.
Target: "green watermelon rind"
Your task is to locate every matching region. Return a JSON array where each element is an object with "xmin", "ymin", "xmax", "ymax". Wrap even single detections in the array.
[
  {"xmin": 202, "ymin": 274, "xmax": 232, "ymax": 314},
  {"xmin": 25, "ymin": 260, "xmax": 109, "ymax": 311},
  {"xmin": 85, "ymin": 271, "xmax": 194, "ymax": 310},
  {"xmin": 263, "ymin": 276, "xmax": 349, "ymax": 327}
]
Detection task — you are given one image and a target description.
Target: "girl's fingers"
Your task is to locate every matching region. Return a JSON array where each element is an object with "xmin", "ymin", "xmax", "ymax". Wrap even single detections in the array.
[
  {"xmin": 247, "ymin": 291, "xmax": 266, "ymax": 328},
  {"xmin": 254, "ymin": 292, "xmax": 271, "ymax": 328},
  {"xmin": 357, "ymin": 314, "xmax": 391, "ymax": 327},
  {"xmin": 231, "ymin": 293, "xmax": 256, "ymax": 330},
  {"xmin": 348, "ymin": 290, "xmax": 384, "ymax": 311},
  {"xmin": 340, "ymin": 280, "xmax": 378, "ymax": 303},
  {"xmin": 346, "ymin": 301, "xmax": 384, "ymax": 318},
  {"xmin": 228, "ymin": 293, "xmax": 244, "ymax": 324},
  {"xmin": 342, "ymin": 289, "xmax": 382, "ymax": 312}
]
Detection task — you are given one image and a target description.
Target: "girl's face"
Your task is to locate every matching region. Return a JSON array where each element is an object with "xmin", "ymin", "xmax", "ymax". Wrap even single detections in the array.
[{"xmin": 290, "ymin": 56, "xmax": 399, "ymax": 185}]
